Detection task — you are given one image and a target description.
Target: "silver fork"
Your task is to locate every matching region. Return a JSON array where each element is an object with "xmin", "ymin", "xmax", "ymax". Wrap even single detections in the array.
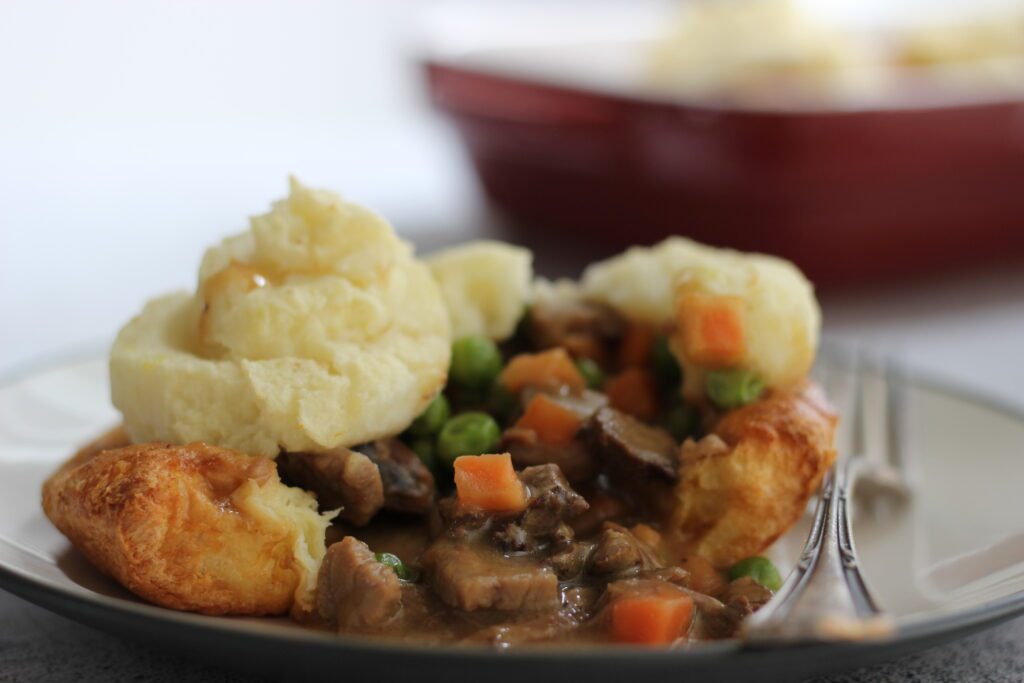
[{"xmin": 742, "ymin": 351, "xmax": 909, "ymax": 643}]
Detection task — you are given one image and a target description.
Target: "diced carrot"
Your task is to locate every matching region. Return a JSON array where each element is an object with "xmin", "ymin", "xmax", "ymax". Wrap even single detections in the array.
[
  {"xmin": 453, "ymin": 453, "xmax": 527, "ymax": 513},
  {"xmin": 618, "ymin": 322, "xmax": 655, "ymax": 369},
  {"xmin": 610, "ymin": 594, "xmax": 694, "ymax": 645},
  {"xmin": 629, "ymin": 523, "xmax": 662, "ymax": 549},
  {"xmin": 563, "ymin": 333, "xmax": 607, "ymax": 365},
  {"xmin": 500, "ymin": 348, "xmax": 585, "ymax": 393},
  {"xmin": 605, "ymin": 368, "xmax": 660, "ymax": 421},
  {"xmin": 680, "ymin": 556, "xmax": 727, "ymax": 597},
  {"xmin": 515, "ymin": 394, "xmax": 582, "ymax": 447},
  {"xmin": 676, "ymin": 294, "xmax": 745, "ymax": 367}
]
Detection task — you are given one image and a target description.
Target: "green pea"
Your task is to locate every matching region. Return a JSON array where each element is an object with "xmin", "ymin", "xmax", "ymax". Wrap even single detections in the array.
[
  {"xmin": 375, "ymin": 552, "xmax": 419, "ymax": 582},
  {"xmin": 450, "ymin": 336, "xmax": 503, "ymax": 391},
  {"xmin": 436, "ymin": 412, "xmax": 501, "ymax": 469},
  {"xmin": 652, "ymin": 336, "xmax": 682, "ymax": 388},
  {"xmin": 728, "ymin": 556, "xmax": 782, "ymax": 592},
  {"xmin": 706, "ymin": 369, "xmax": 764, "ymax": 410},
  {"xmin": 408, "ymin": 394, "xmax": 450, "ymax": 437},
  {"xmin": 575, "ymin": 357, "xmax": 605, "ymax": 390},
  {"xmin": 409, "ymin": 437, "xmax": 438, "ymax": 472},
  {"xmin": 665, "ymin": 402, "xmax": 700, "ymax": 441}
]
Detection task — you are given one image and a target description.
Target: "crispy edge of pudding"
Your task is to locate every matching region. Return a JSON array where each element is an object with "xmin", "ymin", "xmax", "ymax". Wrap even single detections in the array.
[
  {"xmin": 669, "ymin": 381, "xmax": 837, "ymax": 568},
  {"xmin": 42, "ymin": 439, "xmax": 331, "ymax": 616}
]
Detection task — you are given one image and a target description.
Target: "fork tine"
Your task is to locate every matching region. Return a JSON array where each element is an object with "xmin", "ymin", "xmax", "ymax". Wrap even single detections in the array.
[
  {"xmin": 816, "ymin": 343, "xmax": 857, "ymax": 460},
  {"xmin": 850, "ymin": 351, "xmax": 867, "ymax": 460},
  {"xmin": 884, "ymin": 357, "xmax": 910, "ymax": 481},
  {"xmin": 853, "ymin": 352, "xmax": 911, "ymax": 500}
]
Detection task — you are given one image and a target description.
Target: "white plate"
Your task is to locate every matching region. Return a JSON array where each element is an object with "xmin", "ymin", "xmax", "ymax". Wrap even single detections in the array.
[{"xmin": 1, "ymin": 350, "xmax": 1023, "ymax": 682}]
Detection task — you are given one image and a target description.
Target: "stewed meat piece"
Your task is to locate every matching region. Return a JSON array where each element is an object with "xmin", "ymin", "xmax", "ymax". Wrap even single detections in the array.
[
  {"xmin": 501, "ymin": 390, "xmax": 608, "ymax": 484},
  {"xmin": 316, "ymin": 537, "xmax": 402, "ymax": 632},
  {"xmin": 422, "ymin": 540, "xmax": 559, "ymax": 611},
  {"xmin": 435, "ymin": 463, "xmax": 590, "ymax": 554},
  {"xmin": 587, "ymin": 407, "xmax": 679, "ymax": 482},
  {"xmin": 526, "ymin": 298, "xmax": 625, "ymax": 365},
  {"xmin": 721, "ymin": 576, "xmax": 774, "ymax": 616},
  {"xmin": 356, "ymin": 438, "xmax": 436, "ymax": 514},
  {"xmin": 502, "ymin": 428, "xmax": 598, "ymax": 484},
  {"xmin": 548, "ymin": 541, "xmax": 596, "ymax": 580},
  {"xmin": 279, "ymin": 438, "xmax": 435, "ymax": 525},
  {"xmin": 424, "ymin": 464, "xmax": 591, "ymax": 606},
  {"xmin": 277, "ymin": 449, "xmax": 384, "ymax": 525},
  {"xmin": 589, "ymin": 524, "xmax": 663, "ymax": 577},
  {"xmin": 519, "ymin": 464, "xmax": 591, "ymax": 536}
]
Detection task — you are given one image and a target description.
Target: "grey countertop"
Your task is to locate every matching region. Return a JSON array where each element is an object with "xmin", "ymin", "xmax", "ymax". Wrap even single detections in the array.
[{"xmin": 1, "ymin": 589, "xmax": 1022, "ymax": 683}]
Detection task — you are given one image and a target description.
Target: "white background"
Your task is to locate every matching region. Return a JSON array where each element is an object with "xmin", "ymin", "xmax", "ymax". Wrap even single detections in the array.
[{"xmin": 2, "ymin": 0, "xmax": 1024, "ymax": 407}]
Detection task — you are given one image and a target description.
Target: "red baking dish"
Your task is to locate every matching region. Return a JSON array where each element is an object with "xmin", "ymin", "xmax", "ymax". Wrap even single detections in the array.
[{"xmin": 424, "ymin": 56, "xmax": 1024, "ymax": 288}]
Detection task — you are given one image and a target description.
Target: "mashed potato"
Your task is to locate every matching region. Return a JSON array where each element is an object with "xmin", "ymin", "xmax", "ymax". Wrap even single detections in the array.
[
  {"xmin": 426, "ymin": 241, "xmax": 533, "ymax": 341},
  {"xmin": 581, "ymin": 238, "xmax": 713, "ymax": 324},
  {"xmin": 110, "ymin": 178, "xmax": 451, "ymax": 456},
  {"xmin": 581, "ymin": 237, "xmax": 819, "ymax": 397},
  {"xmin": 648, "ymin": 0, "xmax": 882, "ymax": 105}
]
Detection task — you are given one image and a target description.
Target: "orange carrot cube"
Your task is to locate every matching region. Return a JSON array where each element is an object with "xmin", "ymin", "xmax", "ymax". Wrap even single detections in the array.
[
  {"xmin": 500, "ymin": 348, "xmax": 585, "ymax": 393},
  {"xmin": 515, "ymin": 394, "xmax": 583, "ymax": 446},
  {"xmin": 453, "ymin": 453, "xmax": 527, "ymax": 512},
  {"xmin": 610, "ymin": 594, "xmax": 694, "ymax": 645},
  {"xmin": 676, "ymin": 294, "xmax": 745, "ymax": 367},
  {"xmin": 605, "ymin": 368, "xmax": 660, "ymax": 421}
]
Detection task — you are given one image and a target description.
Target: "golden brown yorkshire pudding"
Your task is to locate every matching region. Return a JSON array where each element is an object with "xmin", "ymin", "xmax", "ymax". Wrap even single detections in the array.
[
  {"xmin": 42, "ymin": 440, "xmax": 332, "ymax": 616},
  {"xmin": 669, "ymin": 382, "xmax": 837, "ymax": 568}
]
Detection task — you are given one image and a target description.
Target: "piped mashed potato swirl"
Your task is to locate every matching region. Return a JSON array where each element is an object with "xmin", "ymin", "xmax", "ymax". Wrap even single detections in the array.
[{"xmin": 111, "ymin": 179, "xmax": 451, "ymax": 456}]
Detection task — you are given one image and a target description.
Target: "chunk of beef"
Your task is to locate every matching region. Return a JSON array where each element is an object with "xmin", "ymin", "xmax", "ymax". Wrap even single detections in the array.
[
  {"xmin": 548, "ymin": 541, "xmax": 595, "ymax": 580},
  {"xmin": 721, "ymin": 576, "xmax": 773, "ymax": 616},
  {"xmin": 437, "ymin": 464, "xmax": 590, "ymax": 555},
  {"xmin": 277, "ymin": 449, "xmax": 384, "ymax": 525},
  {"xmin": 570, "ymin": 494, "xmax": 631, "ymax": 537},
  {"xmin": 356, "ymin": 438, "xmax": 436, "ymax": 514},
  {"xmin": 431, "ymin": 496, "xmax": 493, "ymax": 544},
  {"xmin": 527, "ymin": 298, "xmax": 625, "ymax": 365},
  {"xmin": 492, "ymin": 522, "xmax": 531, "ymax": 553},
  {"xmin": 589, "ymin": 523, "xmax": 663, "ymax": 577},
  {"xmin": 587, "ymin": 407, "xmax": 678, "ymax": 481},
  {"xmin": 501, "ymin": 389, "xmax": 608, "ymax": 484},
  {"xmin": 519, "ymin": 464, "xmax": 590, "ymax": 536},
  {"xmin": 502, "ymin": 428, "xmax": 598, "ymax": 484},
  {"xmin": 636, "ymin": 565, "xmax": 689, "ymax": 584},
  {"xmin": 316, "ymin": 537, "xmax": 401, "ymax": 632},
  {"xmin": 422, "ymin": 540, "xmax": 559, "ymax": 611},
  {"xmin": 492, "ymin": 465, "xmax": 589, "ymax": 553}
]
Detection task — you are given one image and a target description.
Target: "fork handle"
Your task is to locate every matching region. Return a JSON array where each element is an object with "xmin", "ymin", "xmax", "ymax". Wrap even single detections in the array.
[{"xmin": 743, "ymin": 459, "xmax": 892, "ymax": 642}]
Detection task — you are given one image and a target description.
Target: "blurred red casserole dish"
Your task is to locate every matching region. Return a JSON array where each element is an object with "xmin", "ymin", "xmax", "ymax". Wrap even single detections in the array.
[{"xmin": 424, "ymin": 40, "xmax": 1024, "ymax": 288}]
